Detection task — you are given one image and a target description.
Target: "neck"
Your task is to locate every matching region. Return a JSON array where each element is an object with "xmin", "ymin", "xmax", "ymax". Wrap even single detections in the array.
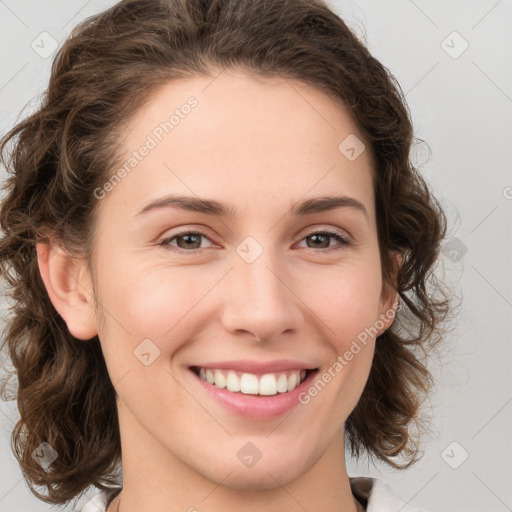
[{"xmin": 112, "ymin": 401, "xmax": 361, "ymax": 512}]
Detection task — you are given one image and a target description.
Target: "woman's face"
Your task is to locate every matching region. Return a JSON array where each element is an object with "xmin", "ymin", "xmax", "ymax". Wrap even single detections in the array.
[{"xmin": 87, "ymin": 70, "xmax": 397, "ymax": 489}]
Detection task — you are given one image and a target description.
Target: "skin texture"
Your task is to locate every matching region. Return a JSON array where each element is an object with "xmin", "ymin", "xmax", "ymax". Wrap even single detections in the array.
[{"xmin": 36, "ymin": 69, "xmax": 399, "ymax": 512}]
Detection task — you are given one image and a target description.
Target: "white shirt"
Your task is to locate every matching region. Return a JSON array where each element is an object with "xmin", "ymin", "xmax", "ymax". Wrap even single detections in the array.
[{"xmin": 77, "ymin": 476, "xmax": 424, "ymax": 512}]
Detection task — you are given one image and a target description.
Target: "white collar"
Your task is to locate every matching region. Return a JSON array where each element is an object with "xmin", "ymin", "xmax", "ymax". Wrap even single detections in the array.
[{"xmin": 350, "ymin": 476, "xmax": 425, "ymax": 511}]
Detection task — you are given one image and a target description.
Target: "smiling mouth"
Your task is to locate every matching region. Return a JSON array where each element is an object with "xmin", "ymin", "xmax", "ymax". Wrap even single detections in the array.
[{"xmin": 189, "ymin": 366, "xmax": 318, "ymax": 396}]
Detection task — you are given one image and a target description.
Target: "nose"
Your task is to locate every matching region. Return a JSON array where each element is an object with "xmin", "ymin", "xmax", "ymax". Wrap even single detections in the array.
[{"xmin": 220, "ymin": 247, "xmax": 303, "ymax": 344}]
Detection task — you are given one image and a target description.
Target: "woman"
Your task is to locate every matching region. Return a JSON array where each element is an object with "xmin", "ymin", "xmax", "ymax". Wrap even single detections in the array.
[{"xmin": 0, "ymin": 0, "xmax": 451, "ymax": 511}]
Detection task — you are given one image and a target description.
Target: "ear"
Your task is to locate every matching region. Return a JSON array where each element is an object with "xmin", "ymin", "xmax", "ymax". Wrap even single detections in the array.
[
  {"xmin": 36, "ymin": 241, "xmax": 98, "ymax": 340},
  {"xmin": 376, "ymin": 251, "xmax": 402, "ymax": 336}
]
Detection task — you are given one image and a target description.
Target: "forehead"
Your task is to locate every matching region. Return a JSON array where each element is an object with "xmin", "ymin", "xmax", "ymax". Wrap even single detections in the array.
[{"xmin": 98, "ymin": 70, "xmax": 376, "ymax": 225}]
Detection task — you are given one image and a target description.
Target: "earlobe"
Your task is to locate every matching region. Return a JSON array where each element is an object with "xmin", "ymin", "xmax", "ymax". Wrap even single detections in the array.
[
  {"xmin": 36, "ymin": 241, "xmax": 98, "ymax": 340},
  {"xmin": 377, "ymin": 251, "xmax": 403, "ymax": 336},
  {"xmin": 377, "ymin": 292, "xmax": 400, "ymax": 336}
]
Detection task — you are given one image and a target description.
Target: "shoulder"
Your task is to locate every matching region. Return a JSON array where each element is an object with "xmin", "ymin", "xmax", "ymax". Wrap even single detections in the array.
[{"xmin": 349, "ymin": 476, "xmax": 426, "ymax": 512}]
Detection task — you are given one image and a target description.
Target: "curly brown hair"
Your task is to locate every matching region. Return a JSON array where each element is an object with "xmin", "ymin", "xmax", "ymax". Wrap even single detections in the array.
[{"xmin": 0, "ymin": 0, "xmax": 453, "ymax": 507}]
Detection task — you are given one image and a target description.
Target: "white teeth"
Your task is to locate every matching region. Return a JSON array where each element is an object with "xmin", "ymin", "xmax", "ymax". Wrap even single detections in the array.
[
  {"xmin": 240, "ymin": 373, "xmax": 259, "ymax": 394},
  {"xmin": 226, "ymin": 370, "xmax": 241, "ymax": 392},
  {"xmin": 195, "ymin": 367, "xmax": 310, "ymax": 395},
  {"xmin": 205, "ymin": 369, "xmax": 215, "ymax": 384},
  {"xmin": 276, "ymin": 373, "xmax": 288, "ymax": 393},
  {"xmin": 287, "ymin": 372, "xmax": 298, "ymax": 390},
  {"xmin": 214, "ymin": 369, "xmax": 226, "ymax": 389},
  {"xmin": 259, "ymin": 373, "xmax": 278, "ymax": 396}
]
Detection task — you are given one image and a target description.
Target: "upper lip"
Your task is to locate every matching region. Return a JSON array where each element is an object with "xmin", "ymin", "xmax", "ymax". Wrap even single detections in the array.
[{"xmin": 189, "ymin": 359, "xmax": 318, "ymax": 375}]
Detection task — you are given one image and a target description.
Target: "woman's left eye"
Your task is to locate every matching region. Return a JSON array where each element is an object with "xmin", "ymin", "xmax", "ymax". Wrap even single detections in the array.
[
  {"xmin": 158, "ymin": 229, "xmax": 351, "ymax": 253},
  {"xmin": 296, "ymin": 230, "xmax": 351, "ymax": 251}
]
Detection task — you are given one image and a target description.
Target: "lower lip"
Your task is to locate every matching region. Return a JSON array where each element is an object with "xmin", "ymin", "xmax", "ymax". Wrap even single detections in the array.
[{"xmin": 189, "ymin": 368, "xmax": 319, "ymax": 420}]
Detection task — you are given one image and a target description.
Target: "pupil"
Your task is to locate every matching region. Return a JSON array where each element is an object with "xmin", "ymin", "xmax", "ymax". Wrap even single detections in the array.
[
  {"xmin": 180, "ymin": 234, "xmax": 200, "ymax": 249},
  {"xmin": 310, "ymin": 234, "xmax": 328, "ymax": 248}
]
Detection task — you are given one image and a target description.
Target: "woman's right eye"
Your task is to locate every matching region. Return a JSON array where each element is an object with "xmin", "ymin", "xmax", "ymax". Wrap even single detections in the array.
[{"xmin": 159, "ymin": 231, "xmax": 214, "ymax": 253}]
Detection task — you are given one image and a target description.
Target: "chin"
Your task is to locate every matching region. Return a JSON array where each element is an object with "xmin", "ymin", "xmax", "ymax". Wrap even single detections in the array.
[
  {"xmin": 204, "ymin": 453, "xmax": 306, "ymax": 491},
  {"xmin": 222, "ymin": 468, "xmax": 295, "ymax": 491}
]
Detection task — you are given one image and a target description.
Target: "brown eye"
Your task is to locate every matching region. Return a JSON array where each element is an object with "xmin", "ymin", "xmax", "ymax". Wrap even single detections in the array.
[
  {"xmin": 298, "ymin": 230, "xmax": 351, "ymax": 251},
  {"xmin": 159, "ymin": 231, "xmax": 213, "ymax": 252},
  {"xmin": 175, "ymin": 233, "xmax": 203, "ymax": 249}
]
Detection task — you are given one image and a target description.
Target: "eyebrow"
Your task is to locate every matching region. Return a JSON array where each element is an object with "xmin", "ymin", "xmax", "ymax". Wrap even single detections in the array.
[{"xmin": 135, "ymin": 194, "xmax": 368, "ymax": 220}]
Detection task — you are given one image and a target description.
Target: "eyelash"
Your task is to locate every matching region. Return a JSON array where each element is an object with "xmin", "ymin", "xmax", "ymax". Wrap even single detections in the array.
[{"xmin": 158, "ymin": 229, "xmax": 351, "ymax": 254}]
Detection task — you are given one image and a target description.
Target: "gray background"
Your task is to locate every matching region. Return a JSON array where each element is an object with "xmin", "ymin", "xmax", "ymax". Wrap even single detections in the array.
[{"xmin": 0, "ymin": 1, "xmax": 511, "ymax": 511}]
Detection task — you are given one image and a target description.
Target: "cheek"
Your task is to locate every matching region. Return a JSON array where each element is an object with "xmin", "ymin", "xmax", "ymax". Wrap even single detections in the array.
[
  {"xmin": 95, "ymin": 258, "xmax": 217, "ymax": 354},
  {"xmin": 308, "ymin": 260, "xmax": 383, "ymax": 342},
  {"xmin": 301, "ymin": 259, "xmax": 382, "ymax": 401},
  {"xmin": 94, "ymin": 262, "xmax": 200, "ymax": 405}
]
